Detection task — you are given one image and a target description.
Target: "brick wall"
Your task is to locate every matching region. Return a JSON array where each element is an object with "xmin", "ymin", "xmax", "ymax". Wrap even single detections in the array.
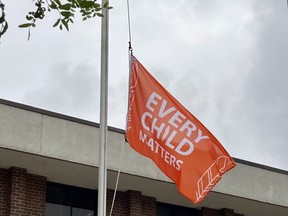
[
  {"xmin": 7, "ymin": 167, "xmax": 27, "ymax": 216},
  {"xmin": 107, "ymin": 189, "xmax": 156, "ymax": 216},
  {"xmin": 0, "ymin": 167, "xmax": 46, "ymax": 216},
  {"xmin": 107, "ymin": 189, "xmax": 128, "ymax": 215},
  {"xmin": 0, "ymin": 166, "xmax": 244, "ymax": 216},
  {"xmin": 26, "ymin": 174, "xmax": 46, "ymax": 216},
  {"xmin": 141, "ymin": 194, "xmax": 156, "ymax": 216}
]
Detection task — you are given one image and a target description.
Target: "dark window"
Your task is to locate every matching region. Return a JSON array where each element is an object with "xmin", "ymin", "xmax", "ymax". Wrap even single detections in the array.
[
  {"xmin": 156, "ymin": 202, "xmax": 198, "ymax": 216},
  {"xmin": 46, "ymin": 182, "xmax": 97, "ymax": 216}
]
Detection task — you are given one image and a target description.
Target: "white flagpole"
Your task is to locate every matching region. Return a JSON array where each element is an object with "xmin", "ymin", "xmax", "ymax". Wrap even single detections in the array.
[{"xmin": 98, "ymin": 0, "xmax": 109, "ymax": 215}]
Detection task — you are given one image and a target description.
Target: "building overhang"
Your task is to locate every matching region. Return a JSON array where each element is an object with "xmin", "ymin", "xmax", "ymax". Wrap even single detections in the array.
[
  {"xmin": 1, "ymin": 147, "xmax": 287, "ymax": 216},
  {"xmin": 1, "ymin": 99, "xmax": 288, "ymax": 216}
]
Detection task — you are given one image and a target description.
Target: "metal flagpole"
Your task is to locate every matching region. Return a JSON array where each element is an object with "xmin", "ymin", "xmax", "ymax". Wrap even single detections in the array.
[{"xmin": 98, "ymin": 0, "xmax": 109, "ymax": 215}]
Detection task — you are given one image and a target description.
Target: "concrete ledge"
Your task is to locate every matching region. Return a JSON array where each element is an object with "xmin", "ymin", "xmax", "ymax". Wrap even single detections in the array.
[{"xmin": 1, "ymin": 98, "xmax": 288, "ymax": 212}]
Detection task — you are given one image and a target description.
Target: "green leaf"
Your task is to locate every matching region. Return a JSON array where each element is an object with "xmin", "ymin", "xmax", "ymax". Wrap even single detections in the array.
[
  {"xmin": 61, "ymin": 20, "xmax": 69, "ymax": 31},
  {"xmin": 54, "ymin": 0, "xmax": 61, "ymax": 6},
  {"xmin": 0, "ymin": 15, "xmax": 5, "ymax": 24},
  {"xmin": 79, "ymin": 1, "xmax": 95, "ymax": 8},
  {"xmin": 26, "ymin": 15, "xmax": 34, "ymax": 21},
  {"xmin": 103, "ymin": 2, "xmax": 109, "ymax": 8},
  {"xmin": 53, "ymin": 19, "xmax": 61, "ymax": 27},
  {"xmin": 59, "ymin": 3, "xmax": 72, "ymax": 10},
  {"xmin": 49, "ymin": 3, "xmax": 57, "ymax": 9},
  {"xmin": 96, "ymin": 13, "xmax": 104, "ymax": 17},
  {"xmin": 18, "ymin": 23, "xmax": 33, "ymax": 28},
  {"xmin": 0, "ymin": 21, "xmax": 8, "ymax": 38},
  {"xmin": 60, "ymin": 11, "xmax": 73, "ymax": 18}
]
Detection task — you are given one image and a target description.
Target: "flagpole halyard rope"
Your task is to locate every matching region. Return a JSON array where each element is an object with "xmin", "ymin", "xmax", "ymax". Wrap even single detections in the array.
[
  {"xmin": 126, "ymin": 0, "xmax": 133, "ymax": 54},
  {"xmin": 109, "ymin": 1, "xmax": 134, "ymax": 214},
  {"xmin": 109, "ymin": 140, "xmax": 126, "ymax": 216}
]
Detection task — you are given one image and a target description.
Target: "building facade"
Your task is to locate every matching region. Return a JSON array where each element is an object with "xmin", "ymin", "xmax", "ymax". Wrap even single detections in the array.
[{"xmin": 0, "ymin": 98, "xmax": 288, "ymax": 216}]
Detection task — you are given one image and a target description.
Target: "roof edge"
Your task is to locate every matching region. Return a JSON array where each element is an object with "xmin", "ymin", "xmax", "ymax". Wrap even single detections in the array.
[
  {"xmin": 0, "ymin": 98, "xmax": 124, "ymax": 134},
  {"xmin": 0, "ymin": 98, "xmax": 287, "ymax": 175}
]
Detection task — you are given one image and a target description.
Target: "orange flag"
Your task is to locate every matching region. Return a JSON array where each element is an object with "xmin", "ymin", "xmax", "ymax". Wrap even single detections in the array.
[{"xmin": 125, "ymin": 55, "xmax": 236, "ymax": 204}]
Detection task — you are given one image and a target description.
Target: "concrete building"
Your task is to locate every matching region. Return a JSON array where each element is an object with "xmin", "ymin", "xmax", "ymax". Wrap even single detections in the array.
[{"xmin": 0, "ymin": 98, "xmax": 288, "ymax": 216}]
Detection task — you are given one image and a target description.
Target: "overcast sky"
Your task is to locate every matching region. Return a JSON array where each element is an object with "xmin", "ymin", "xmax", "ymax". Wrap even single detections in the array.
[{"xmin": 1, "ymin": 0, "xmax": 288, "ymax": 171}]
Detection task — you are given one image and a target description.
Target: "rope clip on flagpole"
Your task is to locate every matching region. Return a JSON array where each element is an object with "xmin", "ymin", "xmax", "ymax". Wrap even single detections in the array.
[{"xmin": 129, "ymin": 41, "xmax": 133, "ymax": 55}]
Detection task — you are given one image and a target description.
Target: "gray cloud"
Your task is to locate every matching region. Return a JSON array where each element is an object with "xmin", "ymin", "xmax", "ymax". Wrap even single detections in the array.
[
  {"xmin": 1, "ymin": 0, "xmax": 288, "ymax": 170},
  {"xmin": 235, "ymin": 1, "xmax": 288, "ymax": 168},
  {"xmin": 23, "ymin": 62, "xmax": 100, "ymax": 121}
]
